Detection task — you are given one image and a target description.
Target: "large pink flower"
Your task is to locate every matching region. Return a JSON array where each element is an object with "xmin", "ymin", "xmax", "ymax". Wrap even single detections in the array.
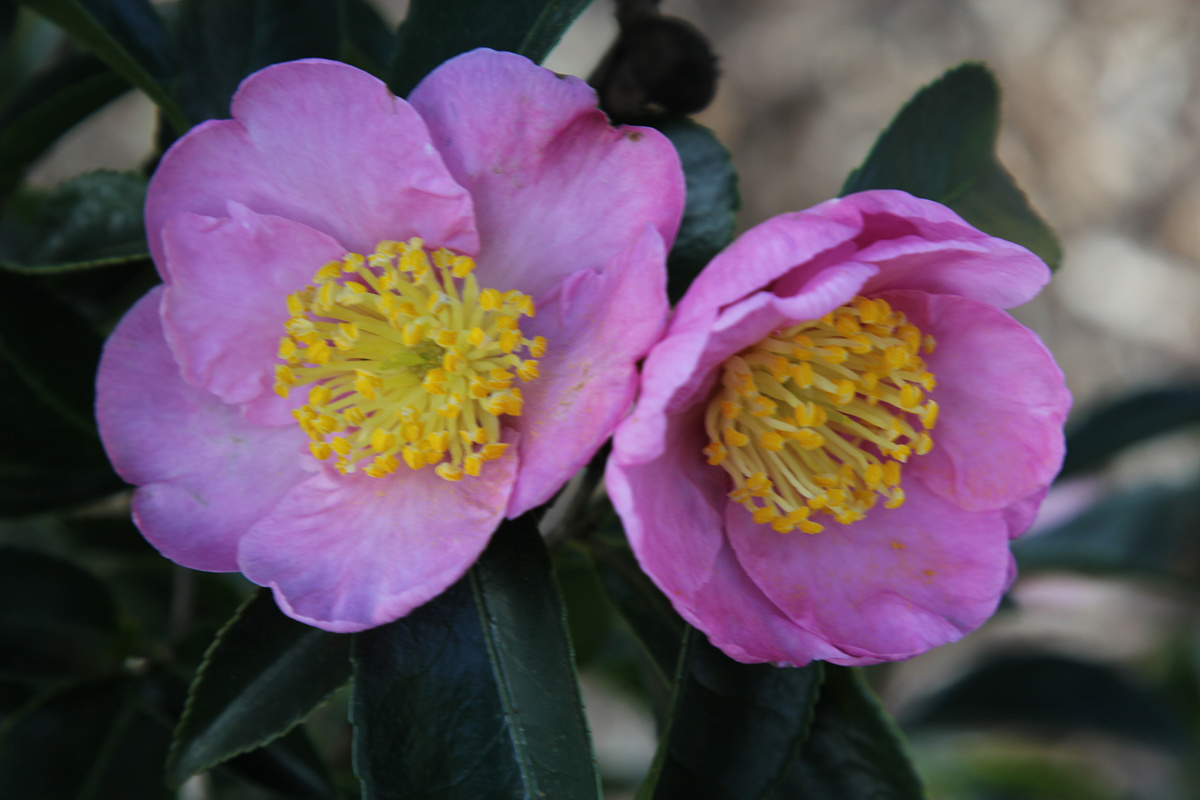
[
  {"xmin": 96, "ymin": 49, "xmax": 683, "ymax": 632},
  {"xmin": 607, "ymin": 190, "xmax": 1070, "ymax": 666}
]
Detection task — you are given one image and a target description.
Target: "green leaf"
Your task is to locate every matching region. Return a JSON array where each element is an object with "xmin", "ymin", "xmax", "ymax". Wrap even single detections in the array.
[
  {"xmin": 775, "ymin": 665, "xmax": 924, "ymax": 799},
  {"xmin": 1014, "ymin": 478, "xmax": 1200, "ymax": 587},
  {"xmin": 583, "ymin": 516, "xmax": 684, "ymax": 687},
  {"xmin": 167, "ymin": 588, "xmax": 353, "ymax": 786},
  {"xmin": 337, "ymin": 0, "xmax": 396, "ymax": 77},
  {"xmin": 647, "ymin": 115, "xmax": 739, "ymax": 303},
  {"xmin": 841, "ymin": 62, "xmax": 1061, "ymax": 270},
  {"xmin": 905, "ymin": 653, "xmax": 1188, "ymax": 752},
  {"xmin": 15, "ymin": 0, "xmax": 186, "ymax": 133},
  {"xmin": 386, "ymin": 0, "xmax": 591, "ymax": 96},
  {"xmin": 223, "ymin": 726, "xmax": 339, "ymax": 800},
  {"xmin": 351, "ymin": 514, "xmax": 601, "ymax": 799},
  {"xmin": 1058, "ymin": 384, "xmax": 1200, "ymax": 478},
  {"xmin": 0, "ymin": 170, "xmax": 149, "ymax": 272},
  {"xmin": 0, "ymin": 546, "xmax": 120, "ymax": 678},
  {"xmin": 639, "ymin": 628, "xmax": 824, "ymax": 799},
  {"xmin": 174, "ymin": 0, "xmax": 341, "ymax": 124},
  {"xmin": 0, "ymin": 268, "xmax": 103, "ymax": 433},
  {"xmin": 0, "ymin": 54, "xmax": 129, "ymax": 202},
  {"xmin": 0, "ymin": 676, "xmax": 173, "ymax": 799}
]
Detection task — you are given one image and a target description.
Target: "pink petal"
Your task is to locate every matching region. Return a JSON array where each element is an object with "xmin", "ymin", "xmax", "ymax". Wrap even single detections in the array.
[
  {"xmin": 96, "ymin": 288, "xmax": 310, "ymax": 572},
  {"xmin": 671, "ymin": 209, "xmax": 862, "ymax": 335},
  {"xmin": 408, "ymin": 48, "xmax": 684, "ymax": 301},
  {"xmin": 160, "ymin": 204, "xmax": 346, "ymax": 406},
  {"xmin": 237, "ymin": 442, "xmax": 519, "ymax": 632},
  {"xmin": 146, "ymin": 59, "xmax": 477, "ymax": 267},
  {"xmin": 884, "ymin": 290, "xmax": 1070, "ymax": 512},
  {"xmin": 814, "ymin": 190, "xmax": 1051, "ymax": 308},
  {"xmin": 615, "ymin": 261, "xmax": 874, "ymax": 465},
  {"xmin": 607, "ymin": 406, "xmax": 847, "ymax": 666},
  {"xmin": 508, "ymin": 225, "xmax": 669, "ymax": 516},
  {"xmin": 726, "ymin": 478, "xmax": 1014, "ymax": 663}
]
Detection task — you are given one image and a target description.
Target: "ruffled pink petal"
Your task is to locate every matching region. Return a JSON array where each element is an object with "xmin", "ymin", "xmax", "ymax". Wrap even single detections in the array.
[
  {"xmin": 1003, "ymin": 488, "xmax": 1049, "ymax": 540},
  {"xmin": 608, "ymin": 405, "xmax": 847, "ymax": 666},
  {"xmin": 146, "ymin": 59, "xmax": 477, "ymax": 267},
  {"xmin": 807, "ymin": 190, "xmax": 1051, "ymax": 308},
  {"xmin": 726, "ymin": 478, "xmax": 1014, "ymax": 663},
  {"xmin": 883, "ymin": 290, "xmax": 1070, "ymax": 512},
  {"xmin": 615, "ymin": 261, "xmax": 875, "ymax": 466},
  {"xmin": 507, "ymin": 225, "xmax": 668, "ymax": 516},
  {"xmin": 159, "ymin": 204, "xmax": 346, "ymax": 406},
  {"xmin": 408, "ymin": 48, "xmax": 684, "ymax": 301},
  {"xmin": 237, "ymin": 442, "xmax": 519, "ymax": 632},
  {"xmin": 671, "ymin": 209, "xmax": 862, "ymax": 335},
  {"xmin": 96, "ymin": 288, "xmax": 310, "ymax": 571}
]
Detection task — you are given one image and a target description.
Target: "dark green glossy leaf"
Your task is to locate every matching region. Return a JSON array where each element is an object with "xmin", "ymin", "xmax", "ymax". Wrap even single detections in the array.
[
  {"xmin": 386, "ymin": 0, "xmax": 590, "ymax": 96},
  {"xmin": 555, "ymin": 543, "xmax": 617, "ymax": 668},
  {"xmin": 1059, "ymin": 384, "xmax": 1200, "ymax": 478},
  {"xmin": 224, "ymin": 726, "xmax": 339, "ymax": 800},
  {"xmin": 0, "ymin": 170, "xmax": 148, "ymax": 272},
  {"xmin": 174, "ymin": 0, "xmax": 340, "ymax": 124},
  {"xmin": 584, "ymin": 516, "xmax": 684, "ymax": 687},
  {"xmin": 647, "ymin": 115, "xmax": 739, "ymax": 303},
  {"xmin": 905, "ymin": 653, "xmax": 1188, "ymax": 752},
  {"xmin": 640, "ymin": 628, "xmax": 824, "ymax": 800},
  {"xmin": 776, "ymin": 665, "xmax": 924, "ymax": 799},
  {"xmin": 338, "ymin": 0, "xmax": 396, "ymax": 77},
  {"xmin": 351, "ymin": 514, "xmax": 600, "ymax": 800},
  {"xmin": 0, "ymin": 676, "xmax": 173, "ymax": 799},
  {"xmin": 168, "ymin": 588, "xmax": 353, "ymax": 786},
  {"xmin": 0, "ymin": 546, "xmax": 120, "ymax": 677},
  {"xmin": 0, "ymin": 268, "xmax": 103, "ymax": 432},
  {"xmin": 1014, "ymin": 479, "xmax": 1200, "ymax": 586},
  {"xmin": 15, "ymin": 0, "xmax": 186, "ymax": 132},
  {"xmin": 841, "ymin": 62, "xmax": 1060, "ymax": 270},
  {"xmin": 0, "ymin": 54, "xmax": 128, "ymax": 201}
]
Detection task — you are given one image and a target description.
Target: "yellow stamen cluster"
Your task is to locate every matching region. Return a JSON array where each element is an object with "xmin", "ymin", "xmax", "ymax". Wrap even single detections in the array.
[
  {"xmin": 704, "ymin": 296, "xmax": 938, "ymax": 533},
  {"xmin": 273, "ymin": 239, "xmax": 547, "ymax": 481}
]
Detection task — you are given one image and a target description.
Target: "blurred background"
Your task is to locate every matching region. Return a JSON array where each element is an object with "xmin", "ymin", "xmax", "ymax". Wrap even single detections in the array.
[{"xmin": 19, "ymin": 0, "xmax": 1200, "ymax": 797}]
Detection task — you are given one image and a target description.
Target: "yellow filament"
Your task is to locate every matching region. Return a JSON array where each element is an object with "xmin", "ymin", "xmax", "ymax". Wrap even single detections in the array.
[
  {"xmin": 274, "ymin": 239, "xmax": 545, "ymax": 481},
  {"xmin": 703, "ymin": 295, "xmax": 937, "ymax": 533}
]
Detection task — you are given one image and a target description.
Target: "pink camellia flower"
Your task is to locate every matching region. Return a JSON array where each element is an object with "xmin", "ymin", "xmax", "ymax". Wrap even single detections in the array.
[
  {"xmin": 96, "ymin": 49, "xmax": 683, "ymax": 632},
  {"xmin": 607, "ymin": 190, "xmax": 1070, "ymax": 666}
]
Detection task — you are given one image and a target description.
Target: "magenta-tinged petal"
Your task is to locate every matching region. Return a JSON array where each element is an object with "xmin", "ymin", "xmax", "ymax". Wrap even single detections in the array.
[
  {"xmin": 607, "ymin": 407, "xmax": 847, "ymax": 666},
  {"xmin": 237, "ymin": 444, "xmax": 518, "ymax": 632},
  {"xmin": 616, "ymin": 261, "xmax": 875, "ymax": 466},
  {"xmin": 671, "ymin": 209, "xmax": 862, "ymax": 335},
  {"xmin": 96, "ymin": 289, "xmax": 310, "ymax": 572},
  {"xmin": 1003, "ymin": 488, "xmax": 1048, "ymax": 539},
  {"xmin": 146, "ymin": 59, "xmax": 477, "ymax": 265},
  {"xmin": 883, "ymin": 290, "xmax": 1070, "ymax": 512},
  {"xmin": 507, "ymin": 225, "xmax": 668, "ymax": 516},
  {"xmin": 160, "ymin": 204, "xmax": 346, "ymax": 406},
  {"xmin": 409, "ymin": 49, "xmax": 684, "ymax": 300},
  {"xmin": 726, "ymin": 479, "xmax": 1014, "ymax": 663}
]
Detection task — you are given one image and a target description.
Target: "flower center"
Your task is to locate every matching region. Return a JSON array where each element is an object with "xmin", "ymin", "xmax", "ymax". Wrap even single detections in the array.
[
  {"xmin": 703, "ymin": 296, "xmax": 938, "ymax": 533},
  {"xmin": 273, "ymin": 239, "xmax": 545, "ymax": 482}
]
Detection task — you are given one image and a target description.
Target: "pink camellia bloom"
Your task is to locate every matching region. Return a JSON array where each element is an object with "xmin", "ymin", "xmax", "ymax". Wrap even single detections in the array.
[
  {"xmin": 96, "ymin": 49, "xmax": 683, "ymax": 632},
  {"xmin": 607, "ymin": 190, "xmax": 1070, "ymax": 666}
]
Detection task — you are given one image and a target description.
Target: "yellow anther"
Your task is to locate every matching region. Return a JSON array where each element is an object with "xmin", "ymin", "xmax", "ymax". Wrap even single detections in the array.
[
  {"xmin": 314, "ymin": 261, "xmax": 342, "ymax": 282},
  {"xmin": 468, "ymin": 327, "xmax": 487, "ymax": 347},
  {"xmin": 402, "ymin": 323, "xmax": 425, "ymax": 347},
  {"xmin": 481, "ymin": 442, "xmax": 508, "ymax": 460},
  {"xmin": 517, "ymin": 360, "xmax": 539, "ymax": 382},
  {"xmin": 310, "ymin": 441, "xmax": 332, "ymax": 460},
  {"xmin": 759, "ymin": 431, "xmax": 785, "ymax": 451},
  {"xmin": 885, "ymin": 488, "xmax": 906, "ymax": 509},
  {"xmin": 499, "ymin": 331, "xmax": 521, "ymax": 353},
  {"xmin": 402, "ymin": 446, "xmax": 424, "ymax": 471},
  {"xmin": 423, "ymin": 368, "xmax": 448, "ymax": 395},
  {"xmin": 792, "ymin": 429, "xmax": 825, "ymax": 450},
  {"xmin": 863, "ymin": 463, "xmax": 883, "ymax": 488},
  {"xmin": 915, "ymin": 433, "xmax": 934, "ymax": 455},
  {"xmin": 720, "ymin": 401, "xmax": 742, "ymax": 419},
  {"xmin": 703, "ymin": 442, "xmax": 728, "ymax": 465},
  {"xmin": 724, "ymin": 428, "xmax": 749, "ymax": 448},
  {"xmin": 345, "ymin": 406, "xmax": 367, "ymax": 426},
  {"xmin": 885, "ymin": 346, "xmax": 909, "ymax": 371},
  {"xmin": 752, "ymin": 506, "xmax": 780, "ymax": 525},
  {"xmin": 899, "ymin": 384, "xmax": 923, "ymax": 409},
  {"xmin": 451, "ymin": 256, "xmax": 475, "ymax": 278},
  {"xmin": 921, "ymin": 401, "xmax": 939, "ymax": 429},
  {"xmin": 799, "ymin": 519, "xmax": 824, "ymax": 534},
  {"xmin": 923, "ymin": 335, "xmax": 937, "ymax": 354},
  {"xmin": 820, "ymin": 346, "xmax": 848, "ymax": 364},
  {"xmin": 745, "ymin": 473, "xmax": 773, "ymax": 496},
  {"xmin": 435, "ymin": 463, "xmax": 464, "ymax": 482},
  {"xmin": 835, "ymin": 312, "xmax": 861, "ymax": 336},
  {"xmin": 516, "ymin": 295, "xmax": 536, "ymax": 317},
  {"xmin": 308, "ymin": 384, "xmax": 331, "ymax": 407},
  {"xmin": 275, "ymin": 364, "xmax": 298, "ymax": 386},
  {"xmin": 793, "ymin": 361, "xmax": 814, "ymax": 387},
  {"xmin": 480, "ymin": 288, "xmax": 502, "ymax": 310},
  {"xmin": 278, "ymin": 337, "xmax": 298, "ymax": 360},
  {"xmin": 331, "ymin": 437, "xmax": 352, "ymax": 456},
  {"xmin": 530, "ymin": 336, "xmax": 547, "ymax": 358},
  {"xmin": 435, "ymin": 329, "xmax": 458, "ymax": 348},
  {"xmin": 464, "ymin": 454, "xmax": 483, "ymax": 476},
  {"xmin": 443, "ymin": 351, "xmax": 464, "ymax": 373},
  {"xmin": 729, "ymin": 487, "xmax": 751, "ymax": 503},
  {"xmin": 749, "ymin": 396, "xmax": 778, "ymax": 417},
  {"xmin": 371, "ymin": 429, "xmax": 396, "ymax": 452},
  {"xmin": 354, "ymin": 374, "xmax": 378, "ymax": 400}
]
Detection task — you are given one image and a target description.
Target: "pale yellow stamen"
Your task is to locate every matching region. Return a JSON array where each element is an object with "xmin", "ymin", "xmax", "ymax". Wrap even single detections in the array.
[
  {"xmin": 704, "ymin": 295, "xmax": 937, "ymax": 531},
  {"xmin": 275, "ymin": 240, "xmax": 546, "ymax": 481}
]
